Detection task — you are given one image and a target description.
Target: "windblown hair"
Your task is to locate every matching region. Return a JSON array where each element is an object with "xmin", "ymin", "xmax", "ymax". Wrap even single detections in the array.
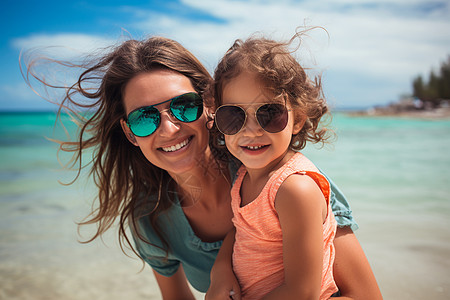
[
  {"xmin": 24, "ymin": 36, "xmax": 212, "ymax": 257},
  {"xmin": 209, "ymin": 31, "xmax": 333, "ymax": 160}
]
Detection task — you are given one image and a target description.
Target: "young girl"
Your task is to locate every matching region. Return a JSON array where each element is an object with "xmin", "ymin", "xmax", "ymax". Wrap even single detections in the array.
[{"xmin": 208, "ymin": 35, "xmax": 339, "ymax": 299}]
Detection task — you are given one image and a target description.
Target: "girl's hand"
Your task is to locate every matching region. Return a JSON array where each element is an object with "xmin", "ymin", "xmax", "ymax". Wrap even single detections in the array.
[
  {"xmin": 205, "ymin": 267, "xmax": 241, "ymax": 300},
  {"xmin": 206, "ymin": 228, "xmax": 240, "ymax": 299}
]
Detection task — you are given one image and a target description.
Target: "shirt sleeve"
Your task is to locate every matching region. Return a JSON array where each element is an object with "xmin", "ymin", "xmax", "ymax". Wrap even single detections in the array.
[
  {"xmin": 133, "ymin": 232, "xmax": 181, "ymax": 277},
  {"xmin": 131, "ymin": 212, "xmax": 181, "ymax": 277},
  {"xmin": 141, "ymin": 251, "xmax": 180, "ymax": 277},
  {"xmin": 320, "ymin": 170, "xmax": 359, "ymax": 231}
]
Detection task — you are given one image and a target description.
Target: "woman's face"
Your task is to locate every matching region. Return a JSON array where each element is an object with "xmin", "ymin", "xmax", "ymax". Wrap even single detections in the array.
[{"xmin": 121, "ymin": 69, "xmax": 210, "ymax": 176}]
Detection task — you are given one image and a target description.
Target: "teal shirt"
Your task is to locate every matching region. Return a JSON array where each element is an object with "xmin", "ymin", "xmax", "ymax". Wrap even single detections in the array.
[{"xmin": 133, "ymin": 171, "xmax": 358, "ymax": 293}]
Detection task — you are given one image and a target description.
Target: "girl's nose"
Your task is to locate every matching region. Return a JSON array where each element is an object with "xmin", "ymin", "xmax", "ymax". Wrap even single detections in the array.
[{"xmin": 158, "ymin": 110, "xmax": 181, "ymax": 136}]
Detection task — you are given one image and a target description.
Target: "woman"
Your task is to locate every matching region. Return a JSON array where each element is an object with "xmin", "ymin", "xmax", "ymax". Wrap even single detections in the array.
[{"xmin": 26, "ymin": 36, "xmax": 381, "ymax": 299}]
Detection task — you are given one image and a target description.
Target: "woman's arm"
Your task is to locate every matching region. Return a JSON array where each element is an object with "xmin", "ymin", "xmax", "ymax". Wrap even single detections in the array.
[
  {"xmin": 153, "ymin": 265, "xmax": 196, "ymax": 300},
  {"xmin": 333, "ymin": 226, "xmax": 383, "ymax": 299},
  {"xmin": 323, "ymin": 171, "xmax": 382, "ymax": 298}
]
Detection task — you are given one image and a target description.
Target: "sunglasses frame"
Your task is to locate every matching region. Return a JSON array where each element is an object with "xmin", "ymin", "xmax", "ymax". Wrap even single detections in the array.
[
  {"xmin": 214, "ymin": 100, "xmax": 290, "ymax": 135},
  {"xmin": 126, "ymin": 92, "xmax": 203, "ymax": 137}
]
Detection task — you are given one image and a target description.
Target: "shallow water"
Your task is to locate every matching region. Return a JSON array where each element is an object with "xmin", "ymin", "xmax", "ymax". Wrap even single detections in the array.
[{"xmin": 1, "ymin": 111, "xmax": 449, "ymax": 299}]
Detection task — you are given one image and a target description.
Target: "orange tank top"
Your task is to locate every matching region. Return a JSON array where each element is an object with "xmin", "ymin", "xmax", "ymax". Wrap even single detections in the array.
[{"xmin": 231, "ymin": 152, "xmax": 338, "ymax": 299}]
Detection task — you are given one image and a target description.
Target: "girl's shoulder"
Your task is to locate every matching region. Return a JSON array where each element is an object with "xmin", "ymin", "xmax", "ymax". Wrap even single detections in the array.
[
  {"xmin": 276, "ymin": 172, "xmax": 325, "ymax": 202},
  {"xmin": 268, "ymin": 152, "xmax": 330, "ymax": 202}
]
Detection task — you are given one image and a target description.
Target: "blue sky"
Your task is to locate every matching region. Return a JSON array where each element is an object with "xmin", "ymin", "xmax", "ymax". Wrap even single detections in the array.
[{"xmin": 1, "ymin": 0, "xmax": 449, "ymax": 111}]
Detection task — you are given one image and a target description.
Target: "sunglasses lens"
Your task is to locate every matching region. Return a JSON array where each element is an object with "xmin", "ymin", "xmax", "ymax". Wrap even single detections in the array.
[
  {"xmin": 127, "ymin": 106, "xmax": 160, "ymax": 137},
  {"xmin": 215, "ymin": 106, "xmax": 246, "ymax": 135},
  {"xmin": 257, "ymin": 103, "xmax": 288, "ymax": 133},
  {"xmin": 171, "ymin": 92, "xmax": 203, "ymax": 123}
]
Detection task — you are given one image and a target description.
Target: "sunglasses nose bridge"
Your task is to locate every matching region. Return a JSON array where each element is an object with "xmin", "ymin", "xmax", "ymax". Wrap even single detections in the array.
[
  {"xmin": 160, "ymin": 108, "xmax": 178, "ymax": 122},
  {"xmin": 241, "ymin": 109, "xmax": 264, "ymax": 136},
  {"xmin": 158, "ymin": 109, "xmax": 181, "ymax": 134}
]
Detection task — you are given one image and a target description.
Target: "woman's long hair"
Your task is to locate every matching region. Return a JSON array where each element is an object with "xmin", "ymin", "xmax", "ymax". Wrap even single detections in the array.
[{"xmin": 24, "ymin": 36, "xmax": 212, "ymax": 257}]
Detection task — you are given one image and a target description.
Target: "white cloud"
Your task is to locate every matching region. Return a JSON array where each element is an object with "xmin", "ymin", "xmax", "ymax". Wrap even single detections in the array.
[
  {"xmin": 11, "ymin": 33, "xmax": 118, "ymax": 60},
  {"xmin": 8, "ymin": 0, "xmax": 449, "ymax": 107},
  {"xmin": 127, "ymin": 0, "xmax": 450, "ymax": 106},
  {"xmin": 7, "ymin": 34, "xmax": 122, "ymax": 108},
  {"xmin": 129, "ymin": 0, "xmax": 450, "ymax": 75}
]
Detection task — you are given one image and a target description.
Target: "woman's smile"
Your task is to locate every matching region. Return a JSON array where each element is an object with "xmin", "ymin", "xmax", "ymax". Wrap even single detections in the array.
[{"xmin": 159, "ymin": 136, "xmax": 193, "ymax": 153}]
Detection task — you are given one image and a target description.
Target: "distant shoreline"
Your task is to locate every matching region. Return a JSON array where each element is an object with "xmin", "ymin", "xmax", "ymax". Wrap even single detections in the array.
[
  {"xmin": 346, "ymin": 107, "xmax": 450, "ymax": 120},
  {"xmin": 344, "ymin": 98, "xmax": 450, "ymax": 120}
]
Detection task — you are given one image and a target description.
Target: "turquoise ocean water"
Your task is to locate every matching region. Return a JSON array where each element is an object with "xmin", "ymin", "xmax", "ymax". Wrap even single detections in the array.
[{"xmin": 1, "ymin": 111, "xmax": 449, "ymax": 299}]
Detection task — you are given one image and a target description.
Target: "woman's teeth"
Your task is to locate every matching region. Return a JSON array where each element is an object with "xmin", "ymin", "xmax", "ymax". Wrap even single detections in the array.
[{"xmin": 161, "ymin": 138, "xmax": 190, "ymax": 152}]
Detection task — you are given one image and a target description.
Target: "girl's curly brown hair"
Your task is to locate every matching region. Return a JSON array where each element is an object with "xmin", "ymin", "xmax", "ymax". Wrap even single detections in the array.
[{"xmin": 208, "ymin": 31, "xmax": 333, "ymax": 161}]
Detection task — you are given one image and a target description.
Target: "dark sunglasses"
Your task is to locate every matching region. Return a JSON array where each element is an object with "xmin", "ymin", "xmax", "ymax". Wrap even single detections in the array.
[
  {"xmin": 126, "ymin": 92, "xmax": 203, "ymax": 137},
  {"xmin": 214, "ymin": 102, "xmax": 289, "ymax": 135}
]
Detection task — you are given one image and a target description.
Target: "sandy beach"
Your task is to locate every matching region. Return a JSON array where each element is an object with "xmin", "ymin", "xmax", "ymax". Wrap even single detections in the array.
[{"xmin": 2, "ymin": 202, "xmax": 449, "ymax": 300}]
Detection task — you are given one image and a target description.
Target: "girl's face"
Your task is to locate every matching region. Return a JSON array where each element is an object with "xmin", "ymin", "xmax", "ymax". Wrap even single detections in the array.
[
  {"xmin": 120, "ymin": 69, "xmax": 210, "ymax": 176},
  {"xmin": 221, "ymin": 71, "xmax": 302, "ymax": 172}
]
